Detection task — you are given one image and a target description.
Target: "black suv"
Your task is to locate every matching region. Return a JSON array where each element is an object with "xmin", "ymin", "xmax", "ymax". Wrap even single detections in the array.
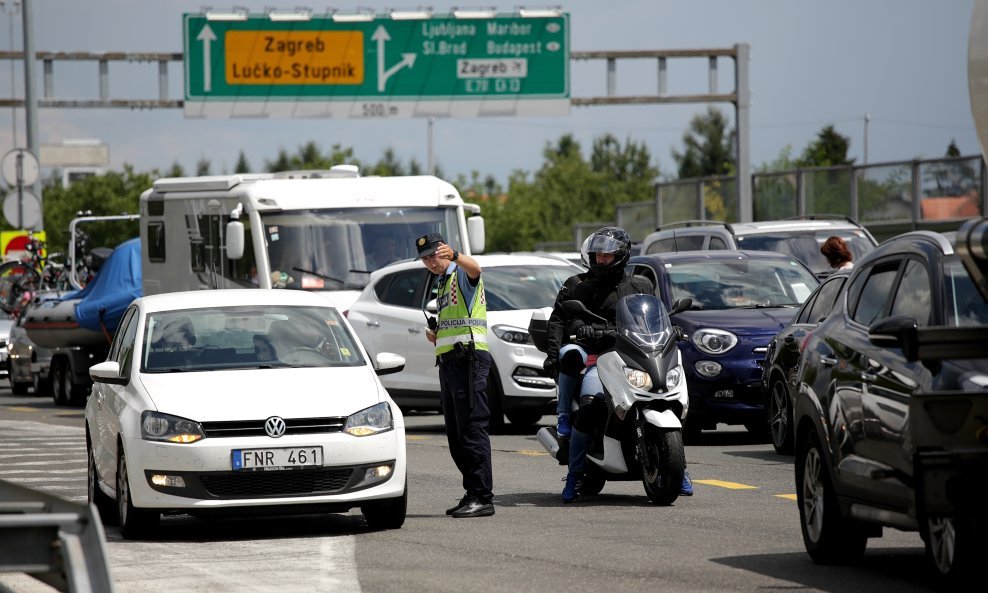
[{"xmin": 793, "ymin": 229, "xmax": 988, "ymax": 580}]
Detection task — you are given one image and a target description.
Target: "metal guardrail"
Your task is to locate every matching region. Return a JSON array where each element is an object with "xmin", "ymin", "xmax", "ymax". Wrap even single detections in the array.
[{"xmin": 0, "ymin": 480, "xmax": 114, "ymax": 593}]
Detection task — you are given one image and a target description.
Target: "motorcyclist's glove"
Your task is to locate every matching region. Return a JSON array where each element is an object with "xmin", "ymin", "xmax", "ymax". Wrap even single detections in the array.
[
  {"xmin": 543, "ymin": 356, "xmax": 559, "ymax": 379},
  {"xmin": 575, "ymin": 324, "xmax": 603, "ymax": 341}
]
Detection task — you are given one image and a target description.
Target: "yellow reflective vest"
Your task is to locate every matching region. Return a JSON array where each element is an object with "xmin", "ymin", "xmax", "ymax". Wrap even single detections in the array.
[{"xmin": 435, "ymin": 266, "xmax": 489, "ymax": 356}]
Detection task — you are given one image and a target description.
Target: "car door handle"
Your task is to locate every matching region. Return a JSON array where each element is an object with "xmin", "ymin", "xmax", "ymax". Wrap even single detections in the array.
[
  {"xmin": 821, "ymin": 356, "xmax": 838, "ymax": 366},
  {"xmin": 408, "ymin": 327, "xmax": 421, "ymax": 334},
  {"xmin": 861, "ymin": 372, "xmax": 877, "ymax": 382},
  {"xmin": 364, "ymin": 321, "xmax": 379, "ymax": 328}
]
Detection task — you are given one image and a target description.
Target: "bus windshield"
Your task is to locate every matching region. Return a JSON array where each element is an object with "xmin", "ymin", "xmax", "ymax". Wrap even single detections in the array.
[{"xmin": 260, "ymin": 206, "xmax": 464, "ymax": 291}]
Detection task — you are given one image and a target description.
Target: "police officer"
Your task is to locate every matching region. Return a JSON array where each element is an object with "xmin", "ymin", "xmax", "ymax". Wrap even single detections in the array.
[{"xmin": 416, "ymin": 232, "xmax": 495, "ymax": 518}]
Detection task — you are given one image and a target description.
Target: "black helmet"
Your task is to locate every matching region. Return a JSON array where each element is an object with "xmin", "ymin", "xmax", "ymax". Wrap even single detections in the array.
[{"xmin": 581, "ymin": 226, "xmax": 632, "ymax": 278}]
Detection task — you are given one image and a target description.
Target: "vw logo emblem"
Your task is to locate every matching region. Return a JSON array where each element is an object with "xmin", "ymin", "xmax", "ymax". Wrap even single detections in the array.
[{"xmin": 264, "ymin": 416, "xmax": 287, "ymax": 438}]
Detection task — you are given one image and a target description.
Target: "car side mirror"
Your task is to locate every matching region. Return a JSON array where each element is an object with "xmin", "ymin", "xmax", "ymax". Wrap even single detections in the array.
[
  {"xmin": 868, "ymin": 315, "xmax": 918, "ymax": 361},
  {"xmin": 670, "ymin": 297, "xmax": 692, "ymax": 315},
  {"xmin": 89, "ymin": 360, "xmax": 128, "ymax": 385},
  {"xmin": 425, "ymin": 299, "xmax": 438, "ymax": 314},
  {"xmin": 375, "ymin": 352, "xmax": 405, "ymax": 376}
]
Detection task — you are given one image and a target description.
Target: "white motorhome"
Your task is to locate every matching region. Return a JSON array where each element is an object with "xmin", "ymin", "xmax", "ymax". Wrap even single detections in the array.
[{"xmin": 139, "ymin": 165, "xmax": 485, "ymax": 308}]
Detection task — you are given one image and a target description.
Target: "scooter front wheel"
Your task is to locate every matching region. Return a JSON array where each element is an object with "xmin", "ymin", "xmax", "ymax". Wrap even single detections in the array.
[{"xmin": 641, "ymin": 426, "xmax": 686, "ymax": 505}]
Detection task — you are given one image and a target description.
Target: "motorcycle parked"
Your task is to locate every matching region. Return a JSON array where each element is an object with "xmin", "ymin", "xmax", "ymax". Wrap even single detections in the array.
[{"xmin": 531, "ymin": 293, "xmax": 691, "ymax": 505}]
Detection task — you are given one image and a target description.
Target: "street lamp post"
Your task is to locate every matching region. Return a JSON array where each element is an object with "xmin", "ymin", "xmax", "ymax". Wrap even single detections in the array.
[{"xmin": 864, "ymin": 113, "xmax": 871, "ymax": 165}]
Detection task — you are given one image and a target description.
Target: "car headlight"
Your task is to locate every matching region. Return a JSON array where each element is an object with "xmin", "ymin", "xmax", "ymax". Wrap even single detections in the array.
[
  {"xmin": 141, "ymin": 411, "xmax": 205, "ymax": 444},
  {"xmin": 693, "ymin": 328, "xmax": 738, "ymax": 355},
  {"xmin": 625, "ymin": 367, "xmax": 653, "ymax": 391},
  {"xmin": 344, "ymin": 402, "xmax": 394, "ymax": 436},
  {"xmin": 491, "ymin": 324, "xmax": 532, "ymax": 345}
]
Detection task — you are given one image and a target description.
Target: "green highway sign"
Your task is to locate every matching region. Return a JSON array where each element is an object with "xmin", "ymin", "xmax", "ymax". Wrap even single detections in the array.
[{"xmin": 183, "ymin": 12, "xmax": 570, "ymax": 118}]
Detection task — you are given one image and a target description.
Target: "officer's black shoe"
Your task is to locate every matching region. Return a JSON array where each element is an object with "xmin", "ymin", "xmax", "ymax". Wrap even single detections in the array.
[
  {"xmin": 451, "ymin": 500, "xmax": 495, "ymax": 518},
  {"xmin": 446, "ymin": 494, "xmax": 470, "ymax": 516}
]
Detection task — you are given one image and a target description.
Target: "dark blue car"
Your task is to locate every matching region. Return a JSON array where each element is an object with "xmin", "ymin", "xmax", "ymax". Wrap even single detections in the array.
[{"xmin": 628, "ymin": 251, "xmax": 819, "ymax": 441}]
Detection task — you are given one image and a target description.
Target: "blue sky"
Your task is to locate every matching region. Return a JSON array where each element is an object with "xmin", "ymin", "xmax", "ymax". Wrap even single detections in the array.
[{"xmin": 0, "ymin": 0, "xmax": 979, "ymax": 184}]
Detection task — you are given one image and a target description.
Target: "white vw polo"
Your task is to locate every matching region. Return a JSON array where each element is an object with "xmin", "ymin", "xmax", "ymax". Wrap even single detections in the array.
[{"xmin": 85, "ymin": 289, "xmax": 407, "ymax": 539}]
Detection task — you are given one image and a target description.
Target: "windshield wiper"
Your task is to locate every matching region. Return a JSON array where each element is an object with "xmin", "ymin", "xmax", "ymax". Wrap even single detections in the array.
[{"xmin": 291, "ymin": 267, "xmax": 344, "ymax": 286}]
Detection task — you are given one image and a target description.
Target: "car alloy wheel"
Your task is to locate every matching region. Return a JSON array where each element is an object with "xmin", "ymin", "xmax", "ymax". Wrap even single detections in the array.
[{"xmin": 769, "ymin": 378, "xmax": 793, "ymax": 454}]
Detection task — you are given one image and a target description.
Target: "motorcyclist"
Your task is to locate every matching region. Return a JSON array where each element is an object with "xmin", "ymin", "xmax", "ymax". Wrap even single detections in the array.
[{"xmin": 543, "ymin": 227, "xmax": 693, "ymax": 503}]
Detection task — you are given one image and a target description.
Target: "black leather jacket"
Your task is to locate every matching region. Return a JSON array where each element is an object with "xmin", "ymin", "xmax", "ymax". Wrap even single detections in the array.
[{"xmin": 545, "ymin": 270, "xmax": 652, "ymax": 362}]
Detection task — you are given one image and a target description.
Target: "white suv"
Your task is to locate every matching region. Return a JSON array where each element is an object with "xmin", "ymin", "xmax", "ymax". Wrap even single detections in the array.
[
  {"xmin": 640, "ymin": 217, "xmax": 879, "ymax": 277},
  {"xmin": 346, "ymin": 253, "xmax": 583, "ymax": 431}
]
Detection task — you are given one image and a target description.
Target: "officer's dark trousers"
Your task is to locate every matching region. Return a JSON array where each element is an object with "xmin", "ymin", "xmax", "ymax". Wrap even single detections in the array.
[{"xmin": 438, "ymin": 349, "xmax": 494, "ymax": 503}]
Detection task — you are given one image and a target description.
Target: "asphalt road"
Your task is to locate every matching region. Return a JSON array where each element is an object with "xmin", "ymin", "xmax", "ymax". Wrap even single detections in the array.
[{"xmin": 0, "ymin": 388, "xmax": 945, "ymax": 593}]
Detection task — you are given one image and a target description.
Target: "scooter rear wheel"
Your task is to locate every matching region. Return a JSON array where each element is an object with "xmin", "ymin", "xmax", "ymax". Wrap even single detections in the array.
[{"xmin": 641, "ymin": 426, "xmax": 685, "ymax": 505}]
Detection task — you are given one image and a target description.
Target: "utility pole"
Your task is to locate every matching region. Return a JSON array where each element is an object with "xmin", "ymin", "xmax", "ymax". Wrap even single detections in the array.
[
  {"xmin": 21, "ymin": 0, "xmax": 41, "ymax": 230},
  {"xmin": 864, "ymin": 113, "xmax": 871, "ymax": 165}
]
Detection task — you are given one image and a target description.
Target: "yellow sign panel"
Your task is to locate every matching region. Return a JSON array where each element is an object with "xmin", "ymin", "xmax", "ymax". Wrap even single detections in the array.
[{"xmin": 225, "ymin": 30, "xmax": 364, "ymax": 85}]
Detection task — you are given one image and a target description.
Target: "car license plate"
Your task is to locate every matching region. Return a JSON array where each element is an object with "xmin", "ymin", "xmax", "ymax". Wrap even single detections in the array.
[{"xmin": 231, "ymin": 447, "xmax": 323, "ymax": 471}]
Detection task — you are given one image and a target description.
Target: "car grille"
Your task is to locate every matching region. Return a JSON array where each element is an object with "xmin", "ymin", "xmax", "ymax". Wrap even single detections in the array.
[
  {"xmin": 200, "ymin": 468, "xmax": 355, "ymax": 497},
  {"xmin": 200, "ymin": 417, "xmax": 346, "ymax": 438}
]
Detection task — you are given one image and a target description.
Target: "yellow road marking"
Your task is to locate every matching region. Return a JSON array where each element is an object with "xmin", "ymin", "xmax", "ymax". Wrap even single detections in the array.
[
  {"xmin": 776, "ymin": 493, "xmax": 797, "ymax": 501},
  {"xmin": 694, "ymin": 479, "xmax": 758, "ymax": 490},
  {"xmin": 8, "ymin": 407, "xmax": 38, "ymax": 413},
  {"xmin": 516, "ymin": 450, "xmax": 549, "ymax": 457},
  {"xmin": 406, "ymin": 435, "xmax": 430, "ymax": 441}
]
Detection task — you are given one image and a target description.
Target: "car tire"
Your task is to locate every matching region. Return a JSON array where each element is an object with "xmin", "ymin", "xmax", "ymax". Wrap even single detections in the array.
[
  {"xmin": 32, "ymin": 371, "xmax": 51, "ymax": 399},
  {"xmin": 116, "ymin": 446, "xmax": 159, "ymax": 539},
  {"xmin": 486, "ymin": 367, "xmax": 507, "ymax": 435},
  {"xmin": 11, "ymin": 377, "xmax": 30, "ymax": 395},
  {"xmin": 923, "ymin": 514, "xmax": 982, "ymax": 581},
  {"xmin": 505, "ymin": 408, "xmax": 544, "ymax": 428},
  {"xmin": 768, "ymin": 377, "xmax": 794, "ymax": 454},
  {"xmin": 796, "ymin": 433, "xmax": 867, "ymax": 564},
  {"xmin": 361, "ymin": 482, "xmax": 407, "ymax": 530},
  {"xmin": 87, "ymin": 437, "xmax": 117, "ymax": 525},
  {"xmin": 51, "ymin": 360, "xmax": 68, "ymax": 406}
]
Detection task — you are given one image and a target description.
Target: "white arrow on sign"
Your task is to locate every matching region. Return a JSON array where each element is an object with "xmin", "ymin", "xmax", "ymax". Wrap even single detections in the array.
[
  {"xmin": 372, "ymin": 25, "xmax": 417, "ymax": 92},
  {"xmin": 197, "ymin": 24, "xmax": 217, "ymax": 93}
]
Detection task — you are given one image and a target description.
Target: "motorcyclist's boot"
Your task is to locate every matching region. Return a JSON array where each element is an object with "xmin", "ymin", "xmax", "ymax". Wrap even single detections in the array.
[
  {"xmin": 680, "ymin": 470, "xmax": 694, "ymax": 496},
  {"xmin": 562, "ymin": 471, "xmax": 582, "ymax": 503},
  {"xmin": 557, "ymin": 413, "xmax": 571, "ymax": 438}
]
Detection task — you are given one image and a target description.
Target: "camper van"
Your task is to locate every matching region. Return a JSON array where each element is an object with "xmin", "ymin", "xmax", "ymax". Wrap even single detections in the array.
[{"xmin": 139, "ymin": 165, "xmax": 485, "ymax": 309}]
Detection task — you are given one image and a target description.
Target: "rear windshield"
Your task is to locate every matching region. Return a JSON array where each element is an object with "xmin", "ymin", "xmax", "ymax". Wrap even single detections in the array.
[{"xmin": 736, "ymin": 229, "xmax": 875, "ymax": 275}]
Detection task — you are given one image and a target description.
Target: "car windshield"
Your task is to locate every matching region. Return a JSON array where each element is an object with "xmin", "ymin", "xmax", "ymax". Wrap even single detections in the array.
[
  {"xmin": 482, "ymin": 264, "xmax": 576, "ymax": 311},
  {"xmin": 945, "ymin": 257, "xmax": 988, "ymax": 327},
  {"xmin": 261, "ymin": 206, "xmax": 463, "ymax": 291},
  {"xmin": 142, "ymin": 305, "xmax": 365, "ymax": 372},
  {"xmin": 666, "ymin": 258, "xmax": 819, "ymax": 310},
  {"xmin": 736, "ymin": 229, "xmax": 875, "ymax": 275}
]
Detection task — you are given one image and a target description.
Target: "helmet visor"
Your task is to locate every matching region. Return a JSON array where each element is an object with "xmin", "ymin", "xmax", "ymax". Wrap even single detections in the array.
[{"xmin": 584, "ymin": 234, "xmax": 626, "ymax": 255}]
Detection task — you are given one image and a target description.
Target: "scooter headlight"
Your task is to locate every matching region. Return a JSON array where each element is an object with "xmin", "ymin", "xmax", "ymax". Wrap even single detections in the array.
[
  {"xmin": 665, "ymin": 366, "xmax": 682, "ymax": 390},
  {"xmin": 624, "ymin": 367, "xmax": 652, "ymax": 391}
]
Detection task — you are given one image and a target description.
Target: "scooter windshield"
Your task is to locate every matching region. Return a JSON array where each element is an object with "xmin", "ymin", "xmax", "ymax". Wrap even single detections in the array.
[{"xmin": 614, "ymin": 293, "xmax": 675, "ymax": 353}]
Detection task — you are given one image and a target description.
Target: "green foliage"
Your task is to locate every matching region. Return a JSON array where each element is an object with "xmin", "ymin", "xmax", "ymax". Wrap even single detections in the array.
[
  {"xmin": 19, "ymin": 166, "xmax": 148, "ymax": 255},
  {"xmin": 471, "ymin": 133, "xmax": 659, "ymax": 252},
  {"xmin": 798, "ymin": 125, "xmax": 854, "ymax": 167},
  {"xmin": 672, "ymin": 106, "xmax": 736, "ymax": 179},
  {"xmin": 234, "ymin": 151, "xmax": 251, "ymax": 173}
]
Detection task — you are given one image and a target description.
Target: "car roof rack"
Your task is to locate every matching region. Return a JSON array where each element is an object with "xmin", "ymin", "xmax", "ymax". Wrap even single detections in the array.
[
  {"xmin": 655, "ymin": 220, "xmax": 732, "ymax": 232},
  {"xmin": 781, "ymin": 214, "xmax": 862, "ymax": 225}
]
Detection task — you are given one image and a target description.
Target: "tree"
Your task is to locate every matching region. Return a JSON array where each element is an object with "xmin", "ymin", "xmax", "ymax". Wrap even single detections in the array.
[
  {"xmin": 195, "ymin": 158, "xmax": 211, "ymax": 176},
  {"xmin": 234, "ymin": 151, "xmax": 251, "ymax": 173},
  {"xmin": 946, "ymin": 139, "xmax": 961, "ymax": 157},
  {"xmin": 672, "ymin": 106, "xmax": 735, "ymax": 179},
  {"xmin": 798, "ymin": 125, "xmax": 854, "ymax": 167},
  {"xmin": 478, "ymin": 134, "xmax": 659, "ymax": 252},
  {"xmin": 34, "ymin": 166, "xmax": 148, "ymax": 255}
]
